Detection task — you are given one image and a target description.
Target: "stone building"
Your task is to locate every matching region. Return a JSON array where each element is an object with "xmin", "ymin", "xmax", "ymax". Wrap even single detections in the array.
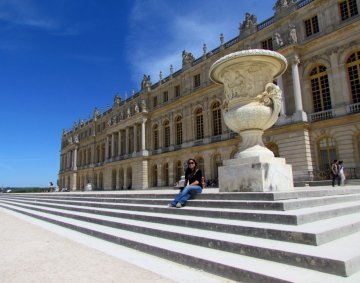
[{"xmin": 59, "ymin": 0, "xmax": 360, "ymax": 190}]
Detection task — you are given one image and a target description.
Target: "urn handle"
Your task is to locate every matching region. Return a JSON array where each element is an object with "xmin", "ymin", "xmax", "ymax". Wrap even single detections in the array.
[{"xmin": 260, "ymin": 83, "xmax": 282, "ymax": 130}]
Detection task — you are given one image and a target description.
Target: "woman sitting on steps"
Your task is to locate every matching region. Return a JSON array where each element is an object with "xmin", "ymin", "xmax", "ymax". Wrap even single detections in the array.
[{"xmin": 169, "ymin": 158, "xmax": 203, "ymax": 208}]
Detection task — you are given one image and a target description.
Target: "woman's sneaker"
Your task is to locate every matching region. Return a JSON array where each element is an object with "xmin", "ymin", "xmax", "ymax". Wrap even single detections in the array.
[{"xmin": 176, "ymin": 202, "xmax": 183, "ymax": 208}]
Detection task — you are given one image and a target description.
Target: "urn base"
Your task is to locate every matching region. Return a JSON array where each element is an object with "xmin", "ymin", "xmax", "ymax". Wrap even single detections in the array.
[{"xmin": 218, "ymin": 156, "xmax": 294, "ymax": 192}]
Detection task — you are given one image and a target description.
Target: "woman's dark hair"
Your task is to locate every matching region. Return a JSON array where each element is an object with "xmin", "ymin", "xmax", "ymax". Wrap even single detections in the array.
[{"xmin": 187, "ymin": 158, "xmax": 198, "ymax": 172}]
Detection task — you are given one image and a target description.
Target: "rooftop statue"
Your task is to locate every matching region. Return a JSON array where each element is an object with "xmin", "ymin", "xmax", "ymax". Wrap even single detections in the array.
[
  {"xmin": 239, "ymin": 13, "xmax": 257, "ymax": 34},
  {"xmin": 141, "ymin": 74, "xmax": 152, "ymax": 90},
  {"xmin": 182, "ymin": 50, "xmax": 195, "ymax": 67}
]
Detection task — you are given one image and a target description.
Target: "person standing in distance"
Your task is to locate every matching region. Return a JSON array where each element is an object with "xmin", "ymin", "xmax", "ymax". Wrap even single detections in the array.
[
  {"xmin": 331, "ymin": 160, "xmax": 340, "ymax": 187},
  {"xmin": 169, "ymin": 159, "xmax": 203, "ymax": 208}
]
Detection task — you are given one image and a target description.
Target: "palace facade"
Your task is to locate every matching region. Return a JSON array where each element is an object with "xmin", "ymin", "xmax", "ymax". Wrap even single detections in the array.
[{"xmin": 59, "ymin": 0, "xmax": 360, "ymax": 190}]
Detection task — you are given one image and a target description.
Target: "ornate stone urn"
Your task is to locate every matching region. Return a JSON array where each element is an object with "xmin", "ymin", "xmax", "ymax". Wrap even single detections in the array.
[{"xmin": 209, "ymin": 49, "xmax": 294, "ymax": 192}]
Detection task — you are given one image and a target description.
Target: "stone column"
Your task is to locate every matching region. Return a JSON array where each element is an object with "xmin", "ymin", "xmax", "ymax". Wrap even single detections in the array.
[
  {"xmin": 118, "ymin": 130, "xmax": 122, "ymax": 156},
  {"xmin": 292, "ymin": 56, "xmax": 303, "ymax": 112},
  {"xmin": 73, "ymin": 147, "xmax": 78, "ymax": 170},
  {"xmin": 291, "ymin": 55, "xmax": 307, "ymax": 121},
  {"xmin": 277, "ymin": 75, "xmax": 286, "ymax": 116},
  {"xmin": 125, "ymin": 127, "xmax": 129, "ymax": 155},
  {"xmin": 133, "ymin": 124, "xmax": 137, "ymax": 153},
  {"xmin": 105, "ymin": 136, "xmax": 109, "ymax": 159},
  {"xmin": 141, "ymin": 120, "xmax": 146, "ymax": 151},
  {"xmin": 111, "ymin": 133, "xmax": 115, "ymax": 158}
]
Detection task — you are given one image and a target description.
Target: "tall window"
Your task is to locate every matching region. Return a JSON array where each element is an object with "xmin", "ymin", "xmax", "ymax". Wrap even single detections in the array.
[
  {"xmin": 153, "ymin": 165, "xmax": 158, "ymax": 187},
  {"xmin": 153, "ymin": 96, "xmax": 158, "ymax": 107},
  {"xmin": 358, "ymin": 134, "xmax": 360, "ymax": 161},
  {"xmin": 212, "ymin": 101, "xmax": 222, "ymax": 136},
  {"xmin": 174, "ymin": 85, "xmax": 181, "ymax": 97},
  {"xmin": 163, "ymin": 91, "xmax": 168, "ymax": 103},
  {"xmin": 128, "ymin": 127, "xmax": 134, "ymax": 153},
  {"xmin": 175, "ymin": 161, "xmax": 183, "ymax": 182},
  {"xmin": 339, "ymin": 0, "xmax": 358, "ymax": 21},
  {"xmin": 163, "ymin": 163, "xmax": 169, "ymax": 186},
  {"xmin": 310, "ymin": 65, "xmax": 332, "ymax": 112},
  {"xmin": 213, "ymin": 154, "xmax": 223, "ymax": 179},
  {"xmin": 175, "ymin": 116, "xmax": 183, "ymax": 145},
  {"xmin": 163, "ymin": 120, "xmax": 170, "ymax": 147},
  {"xmin": 153, "ymin": 125, "xmax": 159, "ymax": 150},
  {"xmin": 318, "ymin": 137, "xmax": 337, "ymax": 171},
  {"xmin": 197, "ymin": 157, "xmax": 205, "ymax": 176},
  {"xmin": 304, "ymin": 15, "xmax": 319, "ymax": 37},
  {"xmin": 194, "ymin": 74, "xmax": 201, "ymax": 88},
  {"xmin": 261, "ymin": 37, "xmax": 273, "ymax": 50},
  {"xmin": 195, "ymin": 108, "xmax": 204, "ymax": 140},
  {"xmin": 347, "ymin": 51, "xmax": 360, "ymax": 103}
]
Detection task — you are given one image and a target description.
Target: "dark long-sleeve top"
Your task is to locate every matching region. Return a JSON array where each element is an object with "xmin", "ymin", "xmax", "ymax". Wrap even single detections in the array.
[{"xmin": 185, "ymin": 168, "xmax": 203, "ymax": 188}]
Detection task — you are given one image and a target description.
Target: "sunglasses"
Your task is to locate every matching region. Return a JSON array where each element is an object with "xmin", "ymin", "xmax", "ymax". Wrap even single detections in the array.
[{"xmin": 188, "ymin": 162, "xmax": 195, "ymax": 165}]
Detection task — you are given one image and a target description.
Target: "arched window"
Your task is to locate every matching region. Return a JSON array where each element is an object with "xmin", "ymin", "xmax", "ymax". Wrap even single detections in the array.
[
  {"xmin": 318, "ymin": 137, "xmax": 337, "ymax": 171},
  {"xmin": 153, "ymin": 165, "xmax": 158, "ymax": 187},
  {"xmin": 118, "ymin": 168, "xmax": 124, "ymax": 189},
  {"xmin": 213, "ymin": 154, "xmax": 223, "ymax": 180},
  {"xmin": 126, "ymin": 167, "xmax": 132, "ymax": 189},
  {"xmin": 163, "ymin": 120, "xmax": 170, "ymax": 148},
  {"xmin": 112, "ymin": 169, "xmax": 117, "ymax": 190},
  {"xmin": 101, "ymin": 143, "xmax": 106, "ymax": 162},
  {"xmin": 310, "ymin": 65, "xmax": 332, "ymax": 112},
  {"xmin": 163, "ymin": 162, "xmax": 169, "ymax": 186},
  {"xmin": 197, "ymin": 157, "xmax": 205, "ymax": 176},
  {"xmin": 153, "ymin": 125, "xmax": 159, "ymax": 150},
  {"xmin": 357, "ymin": 133, "xmax": 360, "ymax": 162},
  {"xmin": 266, "ymin": 142, "xmax": 280, "ymax": 157},
  {"xmin": 87, "ymin": 148, "xmax": 91, "ymax": 164},
  {"xmin": 212, "ymin": 102, "xmax": 222, "ymax": 136},
  {"xmin": 346, "ymin": 51, "xmax": 360, "ymax": 103},
  {"xmin": 99, "ymin": 172, "xmax": 103, "ymax": 190},
  {"xmin": 175, "ymin": 160, "xmax": 183, "ymax": 182},
  {"xmin": 175, "ymin": 116, "xmax": 183, "ymax": 145},
  {"xmin": 195, "ymin": 108, "xmax": 204, "ymax": 140},
  {"xmin": 94, "ymin": 173, "xmax": 98, "ymax": 189}
]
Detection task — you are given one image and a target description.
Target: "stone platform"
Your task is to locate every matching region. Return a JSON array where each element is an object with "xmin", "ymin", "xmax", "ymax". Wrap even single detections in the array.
[{"xmin": 1, "ymin": 185, "xmax": 360, "ymax": 282}]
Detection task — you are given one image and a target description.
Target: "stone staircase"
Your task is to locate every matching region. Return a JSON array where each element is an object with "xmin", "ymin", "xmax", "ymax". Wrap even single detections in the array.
[{"xmin": 1, "ymin": 187, "xmax": 360, "ymax": 282}]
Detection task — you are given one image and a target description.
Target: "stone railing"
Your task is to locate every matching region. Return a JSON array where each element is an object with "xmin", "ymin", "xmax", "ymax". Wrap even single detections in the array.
[
  {"xmin": 308, "ymin": 109, "xmax": 334, "ymax": 122},
  {"xmin": 257, "ymin": 17, "xmax": 274, "ymax": 31},
  {"xmin": 347, "ymin": 102, "xmax": 360, "ymax": 113},
  {"xmin": 297, "ymin": 0, "xmax": 315, "ymax": 9}
]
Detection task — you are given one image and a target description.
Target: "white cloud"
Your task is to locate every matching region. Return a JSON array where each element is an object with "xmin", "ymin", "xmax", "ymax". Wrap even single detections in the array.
[
  {"xmin": 125, "ymin": 0, "xmax": 256, "ymax": 89},
  {"xmin": 0, "ymin": 0, "xmax": 58, "ymax": 29}
]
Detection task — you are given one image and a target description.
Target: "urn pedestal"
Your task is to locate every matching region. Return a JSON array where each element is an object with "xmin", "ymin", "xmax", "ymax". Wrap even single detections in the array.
[{"xmin": 209, "ymin": 49, "xmax": 294, "ymax": 192}]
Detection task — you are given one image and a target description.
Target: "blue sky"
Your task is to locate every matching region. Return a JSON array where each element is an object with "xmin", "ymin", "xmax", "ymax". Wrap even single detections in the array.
[{"xmin": 0, "ymin": 0, "xmax": 275, "ymax": 187}]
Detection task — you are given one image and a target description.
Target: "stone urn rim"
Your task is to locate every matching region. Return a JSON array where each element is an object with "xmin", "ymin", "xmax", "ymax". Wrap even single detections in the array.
[{"xmin": 209, "ymin": 49, "xmax": 288, "ymax": 84}]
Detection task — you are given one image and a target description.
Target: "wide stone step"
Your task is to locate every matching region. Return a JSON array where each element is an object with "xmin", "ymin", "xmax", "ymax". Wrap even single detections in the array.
[
  {"xmin": 2, "ymin": 198, "xmax": 360, "ymax": 246},
  {"xmin": 4, "ymin": 196, "xmax": 360, "ymax": 225},
  {"xmin": 0, "ymin": 202, "xmax": 357, "ymax": 282},
  {"xmin": 6, "ymin": 192, "xmax": 360, "ymax": 211},
  {"xmin": 8, "ymin": 187, "xmax": 360, "ymax": 201}
]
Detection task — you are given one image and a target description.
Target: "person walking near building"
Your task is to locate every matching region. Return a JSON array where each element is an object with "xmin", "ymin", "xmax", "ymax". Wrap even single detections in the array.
[
  {"xmin": 169, "ymin": 158, "xmax": 203, "ymax": 208},
  {"xmin": 331, "ymin": 160, "xmax": 340, "ymax": 187},
  {"xmin": 338, "ymin": 160, "xmax": 346, "ymax": 186}
]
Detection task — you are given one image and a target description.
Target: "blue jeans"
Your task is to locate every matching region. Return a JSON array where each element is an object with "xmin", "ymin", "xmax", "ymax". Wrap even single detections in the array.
[{"xmin": 171, "ymin": 185, "xmax": 202, "ymax": 206}]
